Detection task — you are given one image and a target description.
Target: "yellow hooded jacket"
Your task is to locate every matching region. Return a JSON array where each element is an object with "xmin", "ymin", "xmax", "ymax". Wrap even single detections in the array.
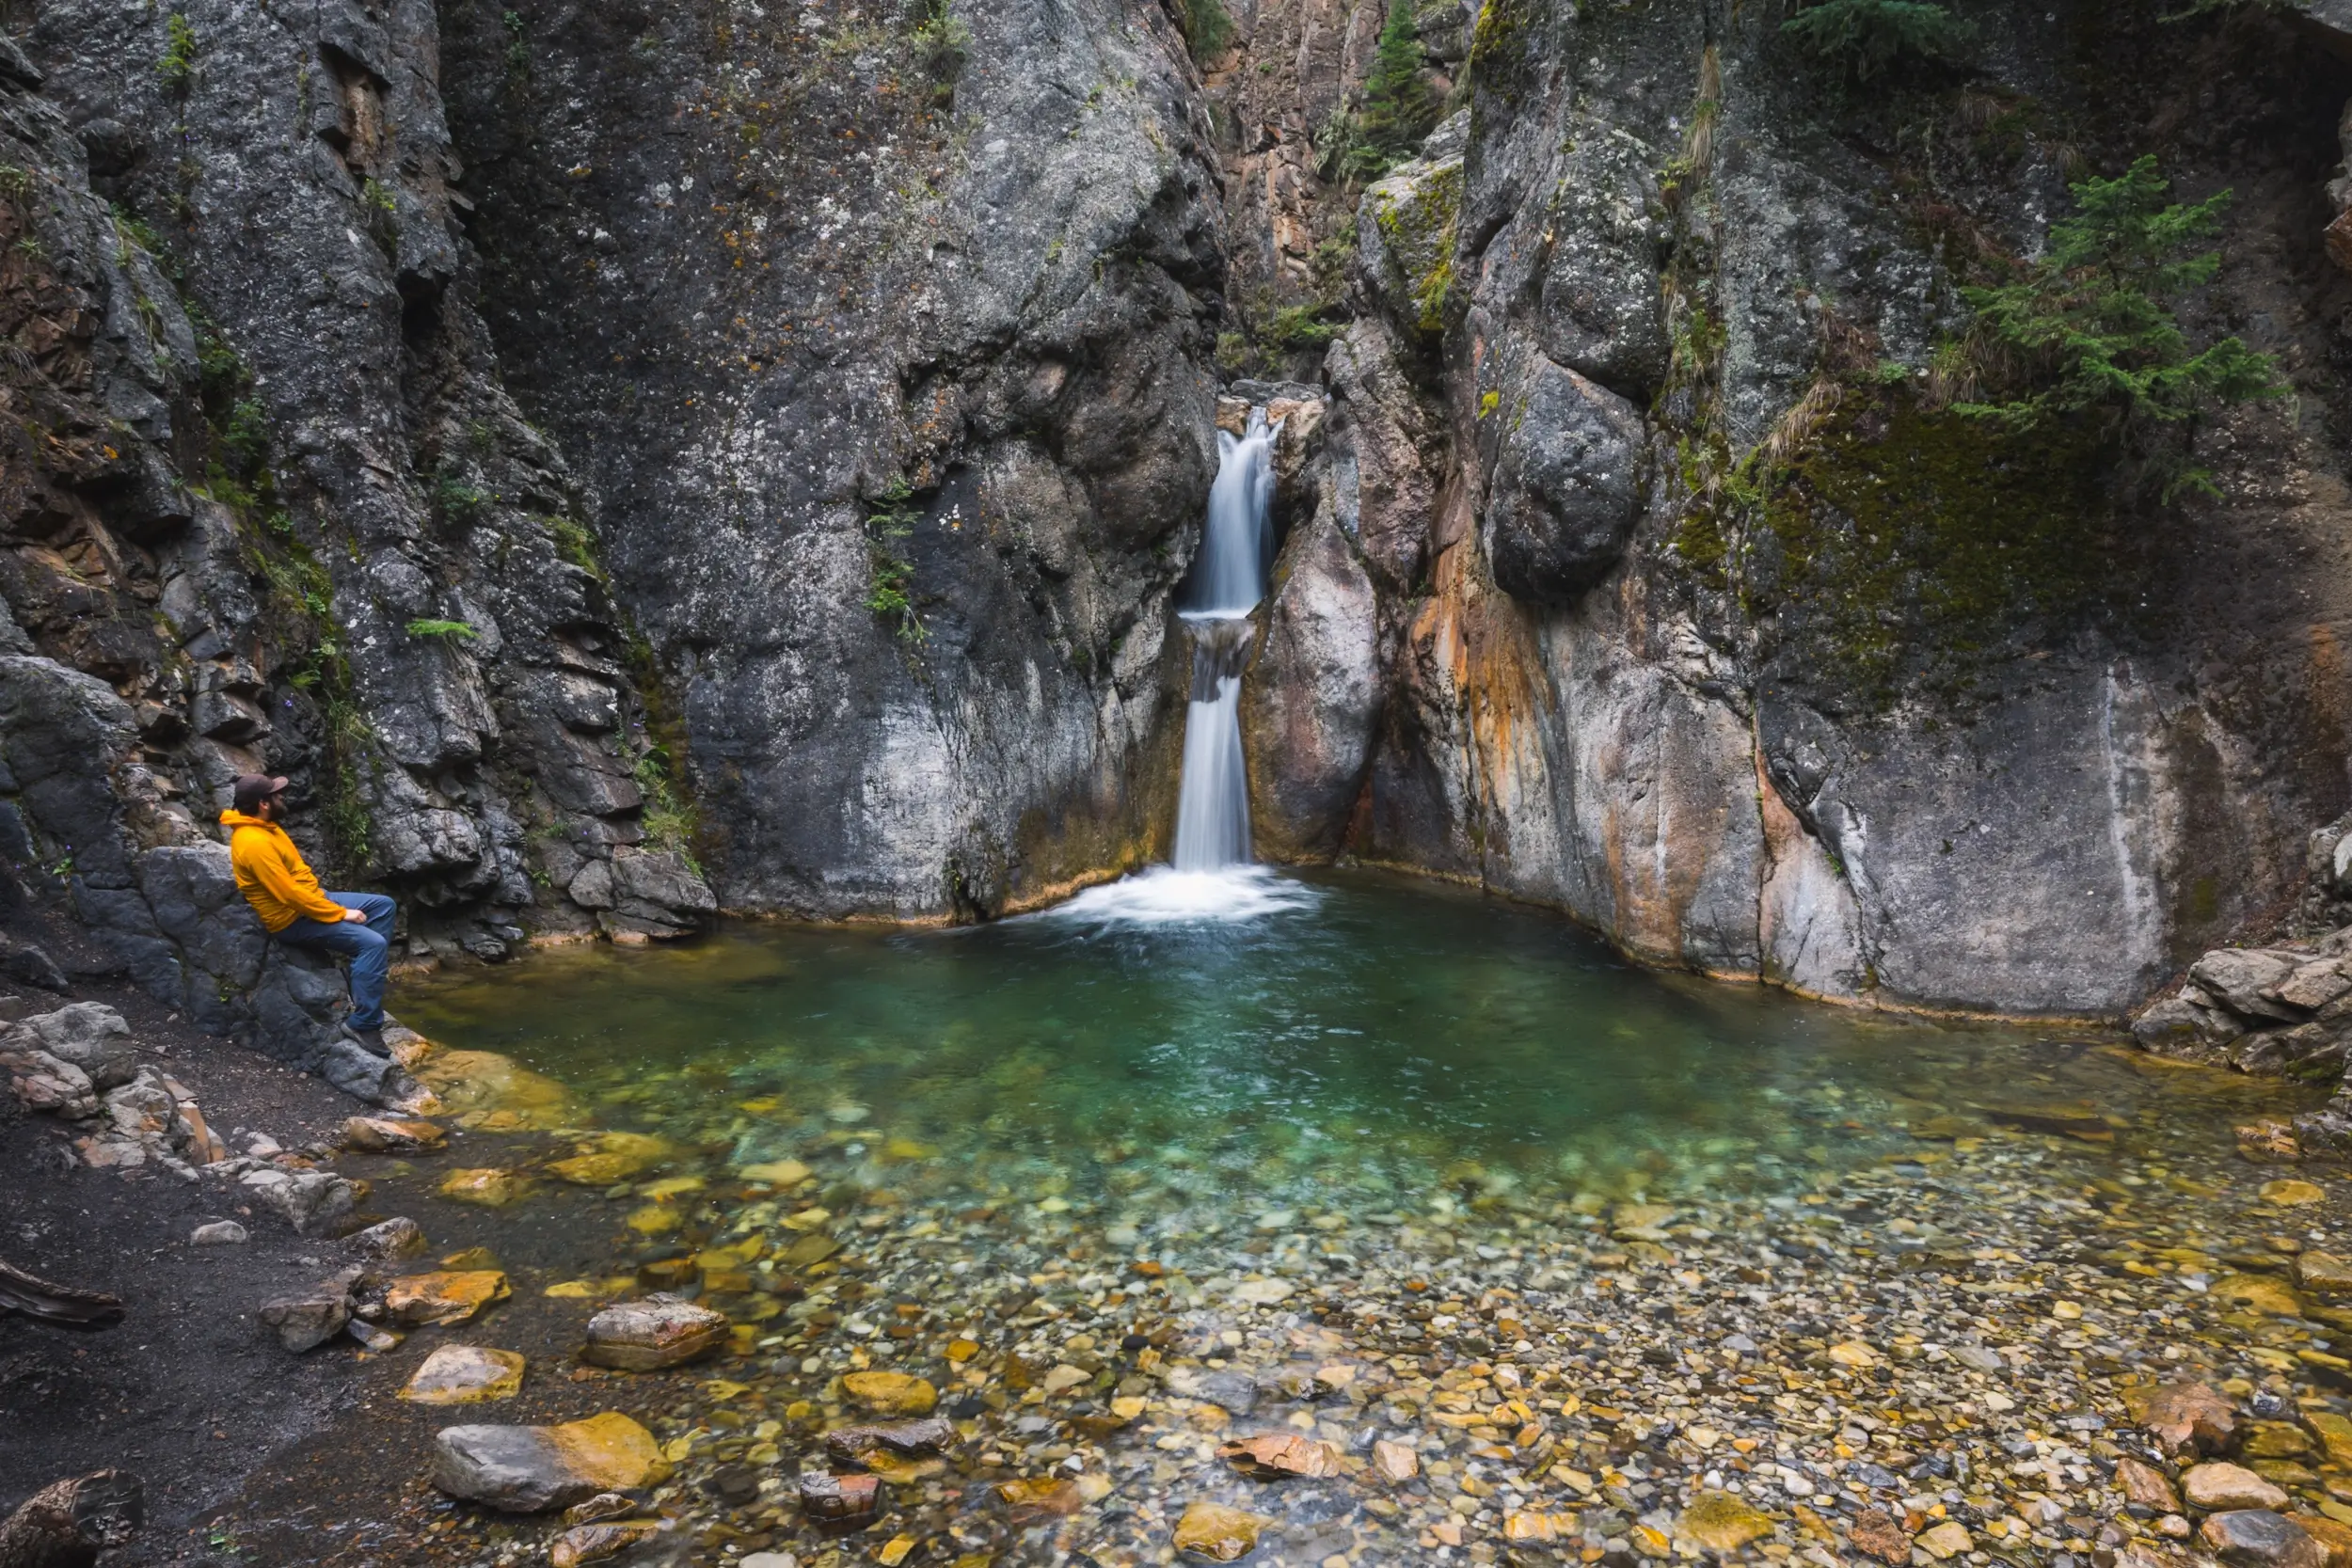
[{"xmin": 221, "ymin": 810, "xmax": 347, "ymax": 932}]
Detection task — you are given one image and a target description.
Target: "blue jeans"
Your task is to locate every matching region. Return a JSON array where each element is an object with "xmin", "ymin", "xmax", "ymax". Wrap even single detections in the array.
[{"xmin": 277, "ymin": 893, "xmax": 396, "ymax": 1030}]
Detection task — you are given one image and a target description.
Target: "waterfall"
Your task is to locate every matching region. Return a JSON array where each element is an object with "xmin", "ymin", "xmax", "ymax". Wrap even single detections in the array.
[
  {"xmin": 1171, "ymin": 410, "xmax": 1278, "ymax": 873},
  {"xmin": 1185, "ymin": 411, "xmax": 1279, "ymax": 619},
  {"xmin": 1044, "ymin": 406, "xmax": 1307, "ymax": 926},
  {"xmin": 1171, "ymin": 619, "xmax": 1253, "ymax": 871}
]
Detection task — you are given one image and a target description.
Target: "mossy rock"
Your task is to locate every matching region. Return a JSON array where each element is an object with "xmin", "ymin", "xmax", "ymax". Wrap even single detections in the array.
[
  {"xmin": 1738, "ymin": 389, "xmax": 2146, "ymax": 711},
  {"xmin": 1363, "ymin": 157, "xmax": 1462, "ymax": 344}
]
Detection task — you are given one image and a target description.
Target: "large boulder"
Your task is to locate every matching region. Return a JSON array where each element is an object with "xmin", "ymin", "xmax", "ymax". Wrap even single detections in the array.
[
  {"xmin": 1243, "ymin": 501, "xmax": 1382, "ymax": 861},
  {"xmin": 12, "ymin": 1003, "xmax": 138, "ymax": 1090},
  {"xmin": 431, "ymin": 1414, "xmax": 672, "ymax": 1513},
  {"xmin": 2193, "ymin": 950, "xmax": 2311, "ymax": 1022},
  {"xmin": 1481, "ymin": 356, "xmax": 1647, "ymax": 607}
]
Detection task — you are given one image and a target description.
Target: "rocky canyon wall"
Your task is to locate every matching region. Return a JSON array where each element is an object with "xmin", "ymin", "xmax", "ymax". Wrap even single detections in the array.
[{"xmin": 1242, "ymin": 0, "xmax": 2352, "ymax": 1017}]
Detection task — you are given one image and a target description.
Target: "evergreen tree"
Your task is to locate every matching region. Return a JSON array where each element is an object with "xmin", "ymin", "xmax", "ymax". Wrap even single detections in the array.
[
  {"xmin": 1952, "ymin": 156, "xmax": 2285, "ymax": 497},
  {"xmin": 1351, "ymin": 0, "xmax": 1437, "ymax": 175},
  {"xmin": 1780, "ymin": 0, "xmax": 1975, "ymax": 79}
]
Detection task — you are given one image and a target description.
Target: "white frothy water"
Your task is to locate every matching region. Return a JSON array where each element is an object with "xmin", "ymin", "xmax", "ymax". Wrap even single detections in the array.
[
  {"xmin": 1048, "ymin": 406, "xmax": 1295, "ymax": 922},
  {"xmin": 1043, "ymin": 864, "xmax": 1321, "ymax": 927},
  {"xmin": 1171, "ymin": 617, "xmax": 1253, "ymax": 872}
]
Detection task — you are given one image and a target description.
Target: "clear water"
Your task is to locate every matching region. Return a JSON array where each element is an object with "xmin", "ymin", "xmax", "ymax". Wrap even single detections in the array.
[
  {"xmin": 376, "ymin": 867, "xmax": 2328, "ymax": 1567},
  {"xmin": 401, "ymin": 868, "xmax": 2298, "ymax": 1220}
]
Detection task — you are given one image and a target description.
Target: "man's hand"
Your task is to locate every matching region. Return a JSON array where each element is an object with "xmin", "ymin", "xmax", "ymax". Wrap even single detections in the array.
[{"xmin": 342, "ymin": 907, "xmax": 371, "ymax": 923}]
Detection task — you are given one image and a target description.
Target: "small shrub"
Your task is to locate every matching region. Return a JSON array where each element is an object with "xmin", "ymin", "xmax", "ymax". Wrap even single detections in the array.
[
  {"xmin": 435, "ymin": 476, "xmax": 491, "ymax": 521},
  {"xmin": 864, "ymin": 480, "xmax": 926, "ymax": 642},
  {"xmin": 1780, "ymin": 0, "xmax": 1974, "ymax": 79},
  {"xmin": 223, "ymin": 397, "xmax": 269, "ymax": 474},
  {"xmin": 1177, "ymin": 0, "xmax": 1233, "ymax": 64},
  {"xmin": 1947, "ymin": 155, "xmax": 2286, "ymax": 498},
  {"xmin": 911, "ymin": 0, "xmax": 970, "ymax": 77},
  {"xmin": 405, "ymin": 618, "xmax": 481, "ymax": 641},
  {"xmin": 157, "ymin": 14, "xmax": 198, "ymax": 90}
]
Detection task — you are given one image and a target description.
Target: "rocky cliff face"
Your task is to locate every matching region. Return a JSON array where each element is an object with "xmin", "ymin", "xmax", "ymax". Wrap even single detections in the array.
[
  {"xmin": 5, "ymin": 0, "xmax": 2352, "ymax": 1048},
  {"xmin": 437, "ymin": 0, "xmax": 1225, "ymax": 918},
  {"xmin": 1243, "ymin": 0, "xmax": 2352, "ymax": 1018}
]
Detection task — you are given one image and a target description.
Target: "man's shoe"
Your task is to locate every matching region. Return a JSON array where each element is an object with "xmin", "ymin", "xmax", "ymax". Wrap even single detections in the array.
[{"xmin": 343, "ymin": 1024, "xmax": 389, "ymax": 1058}]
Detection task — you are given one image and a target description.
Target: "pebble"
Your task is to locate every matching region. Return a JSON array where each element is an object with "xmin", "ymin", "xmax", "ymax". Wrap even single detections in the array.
[{"xmin": 2187, "ymin": 1462, "xmax": 2293, "ymax": 1512}]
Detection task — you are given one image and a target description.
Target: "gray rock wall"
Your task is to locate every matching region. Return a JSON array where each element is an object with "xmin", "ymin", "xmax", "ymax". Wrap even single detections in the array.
[
  {"xmin": 437, "ymin": 0, "xmax": 1224, "ymax": 918},
  {"xmin": 1248, "ymin": 0, "xmax": 2352, "ymax": 1017},
  {"xmin": 5, "ymin": 0, "xmax": 2350, "ymax": 1029}
]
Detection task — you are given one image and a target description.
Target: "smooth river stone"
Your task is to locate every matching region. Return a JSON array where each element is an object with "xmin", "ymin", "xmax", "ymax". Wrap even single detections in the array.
[
  {"xmin": 547, "ymin": 1132, "xmax": 674, "ymax": 1187},
  {"xmin": 1678, "ymin": 1492, "xmax": 1775, "ymax": 1552},
  {"xmin": 840, "ymin": 1370, "xmax": 938, "ymax": 1417},
  {"xmin": 2185, "ymin": 1464, "xmax": 2291, "ymax": 1513},
  {"xmin": 2200, "ymin": 1512, "xmax": 2325, "ymax": 1568},
  {"xmin": 1172, "ymin": 1501, "xmax": 1270, "ymax": 1561},
  {"xmin": 431, "ymin": 1413, "xmax": 672, "ymax": 1512},
  {"xmin": 438, "ymin": 1168, "xmax": 530, "ymax": 1208},
  {"xmin": 581, "ymin": 1294, "xmax": 728, "ymax": 1370},
  {"xmin": 342, "ymin": 1116, "xmax": 447, "ymax": 1154},
  {"xmin": 400, "ymin": 1345, "xmax": 526, "ymax": 1404}
]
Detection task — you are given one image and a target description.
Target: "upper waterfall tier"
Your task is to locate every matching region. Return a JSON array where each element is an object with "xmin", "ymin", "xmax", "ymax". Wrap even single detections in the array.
[{"xmin": 1182, "ymin": 408, "xmax": 1279, "ymax": 618}]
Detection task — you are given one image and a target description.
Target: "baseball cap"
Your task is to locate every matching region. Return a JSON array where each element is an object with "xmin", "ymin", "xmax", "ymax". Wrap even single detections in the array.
[{"xmin": 231, "ymin": 774, "xmax": 290, "ymax": 813}]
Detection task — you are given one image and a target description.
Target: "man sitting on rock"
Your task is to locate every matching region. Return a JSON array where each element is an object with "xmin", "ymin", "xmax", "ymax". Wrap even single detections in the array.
[{"xmin": 221, "ymin": 773, "xmax": 397, "ymax": 1055}]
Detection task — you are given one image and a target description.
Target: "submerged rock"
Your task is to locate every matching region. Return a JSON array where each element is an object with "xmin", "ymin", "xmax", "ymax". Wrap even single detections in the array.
[
  {"xmin": 2186, "ymin": 1464, "xmax": 2291, "ymax": 1513},
  {"xmin": 2201, "ymin": 1511, "xmax": 2326, "ymax": 1568},
  {"xmin": 345, "ymin": 1216, "xmax": 428, "ymax": 1262},
  {"xmin": 1172, "ymin": 1500, "xmax": 1270, "ymax": 1561},
  {"xmin": 342, "ymin": 1116, "xmax": 448, "ymax": 1154},
  {"xmin": 430, "ymin": 1413, "xmax": 671, "ymax": 1512},
  {"xmin": 581, "ymin": 1295, "xmax": 727, "ymax": 1371},
  {"xmin": 822, "ymin": 1418, "xmax": 955, "ymax": 1462},
  {"xmin": 798, "ymin": 1471, "xmax": 879, "ymax": 1528},
  {"xmin": 438, "ymin": 1167, "xmax": 530, "ymax": 1208},
  {"xmin": 839, "ymin": 1370, "xmax": 936, "ymax": 1418}
]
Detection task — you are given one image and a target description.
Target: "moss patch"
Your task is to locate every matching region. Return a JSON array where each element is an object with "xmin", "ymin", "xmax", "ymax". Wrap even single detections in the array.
[
  {"xmin": 1742, "ymin": 390, "xmax": 2134, "ymax": 710},
  {"xmin": 1368, "ymin": 159, "xmax": 1460, "ymax": 342}
]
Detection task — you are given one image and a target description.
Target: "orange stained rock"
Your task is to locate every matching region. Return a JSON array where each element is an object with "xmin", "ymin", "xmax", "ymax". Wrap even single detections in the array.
[{"xmin": 386, "ymin": 1270, "xmax": 513, "ymax": 1326}]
